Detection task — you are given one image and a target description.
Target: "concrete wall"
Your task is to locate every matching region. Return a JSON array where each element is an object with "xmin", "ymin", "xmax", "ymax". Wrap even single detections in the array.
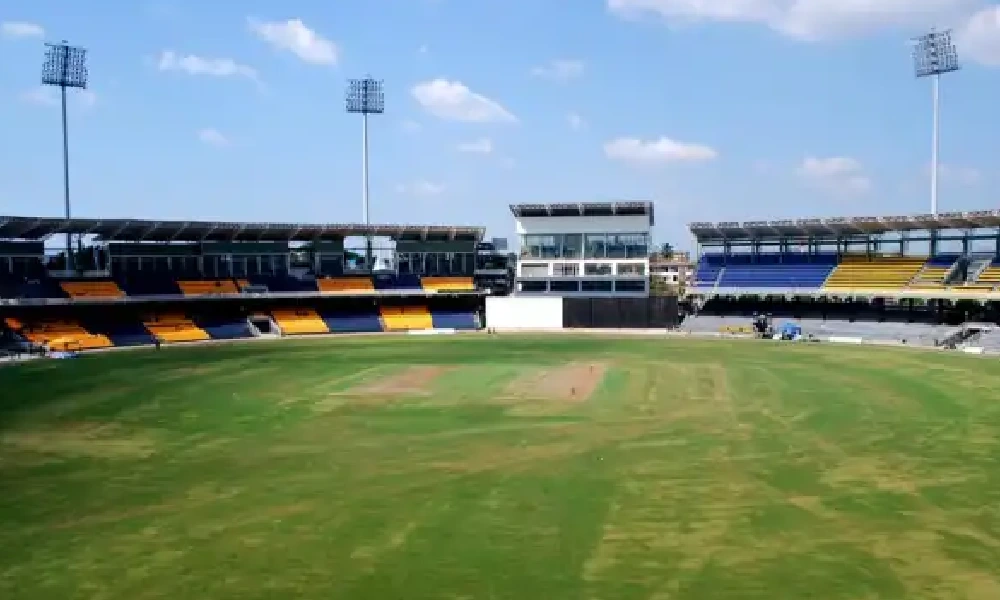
[{"xmin": 485, "ymin": 296, "xmax": 563, "ymax": 330}]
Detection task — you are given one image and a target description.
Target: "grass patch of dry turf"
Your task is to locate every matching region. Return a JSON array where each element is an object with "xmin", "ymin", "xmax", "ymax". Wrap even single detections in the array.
[{"xmin": 3, "ymin": 335, "xmax": 1000, "ymax": 599}]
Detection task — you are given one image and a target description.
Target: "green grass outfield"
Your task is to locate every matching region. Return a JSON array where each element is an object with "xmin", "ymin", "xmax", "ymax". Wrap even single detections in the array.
[{"xmin": 2, "ymin": 335, "xmax": 1000, "ymax": 599}]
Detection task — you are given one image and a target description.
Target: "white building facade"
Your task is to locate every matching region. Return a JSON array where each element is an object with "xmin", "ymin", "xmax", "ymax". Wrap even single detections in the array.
[{"xmin": 511, "ymin": 202, "xmax": 653, "ymax": 296}]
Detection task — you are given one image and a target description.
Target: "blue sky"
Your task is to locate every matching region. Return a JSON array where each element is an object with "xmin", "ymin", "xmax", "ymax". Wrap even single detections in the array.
[{"xmin": 2, "ymin": 0, "xmax": 1000, "ymax": 249}]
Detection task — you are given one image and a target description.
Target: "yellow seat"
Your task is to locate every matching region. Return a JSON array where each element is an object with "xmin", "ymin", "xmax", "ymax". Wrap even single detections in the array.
[
  {"xmin": 316, "ymin": 277, "xmax": 374, "ymax": 293},
  {"xmin": 271, "ymin": 308, "xmax": 330, "ymax": 335},
  {"xmin": 421, "ymin": 277, "xmax": 475, "ymax": 292},
  {"xmin": 60, "ymin": 280, "xmax": 125, "ymax": 299},
  {"xmin": 380, "ymin": 306, "xmax": 433, "ymax": 331},
  {"xmin": 21, "ymin": 319, "xmax": 112, "ymax": 350},
  {"xmin": 823, "ymin": 255, "xmax": 926, "ymax": 292},
  {"xmin": 143, "ymin": 314, "xmax": 210, "ymax": 343},
  {"xmin": 971, "ymin": 267, "xmax": 1000, "ymax": 289},
  {"xmin": 908, "ymin": 266, "xmax": 950, "ymax": 289},
  {"xmin": 176, "ymin": 280, "xmax": 239, "ymax": 297}
]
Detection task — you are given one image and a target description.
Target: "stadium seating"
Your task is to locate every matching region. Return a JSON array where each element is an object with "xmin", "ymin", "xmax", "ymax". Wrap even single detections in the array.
[
  {"xmin": 192, "ymin": 315, "xmax": 254, "ymax": 340},
  {"xmin": 714, "ymin": 254, "xmax": 838, "ymax": 291},
  {"xmin": 317, "ymin": 307, "xmax": 384, "ymax": 333},
  {"xmin": 822, "ymin": 255, "xmax": 926, "ymax": 291},
  {"xmin": 15, "ymin": 318, "xmax": 113, "ymax": 350},
  {"xmin": 421, "ymin": 277, "xmax": 475, "ymax": 292},
  {"xmin": 118, "ymin": 275, "xmax": 181, "ymax": 297},
  {"xmin": 316, "ymin": 277, "xmax": 375, "ymax": 293},
  {"xmin": 60, "ymin": 280, "xmax": 126, "ymax": 299},
  {"xmin": 143, "ymin": 314, "xmax": 211, "ymax": 343},
  {"xmin": 271, "ymin": 308, "xmax": 330, "ymax": 335},
  {"xmin": 176, "ymin": 279, "xmax": 239, "ymax": 297},
  {"xmin": 374, "ymin": 274, "xmax": 422, "ymax": 290},
  {"xmin": 430, "ymin": 310, "xmax": 477, "ymax": 330},
  {"xmin": 248, "ymin": 275, "xmax": 318, "ymax": 293},
  {"xmin": 380, "ymin": 305, "xmax": 433, "ymax": 331},
  {"xmin": 966, "ymin": 259, "xmax": 1000, "ymax": 291},
  {"xmin": 16, "ymin": 278, "xmax": 67, "ymax": 300},
  {"xmin": 86, "ymin": 319, "xmax": 158, "ymax": 347},
  {"xmin": 693, "ymin": 255, "xmax": 725, "ymax": 289},
  {"xmin": 908, "ymin": 255, "xmax": 959, "ymax": 290}
]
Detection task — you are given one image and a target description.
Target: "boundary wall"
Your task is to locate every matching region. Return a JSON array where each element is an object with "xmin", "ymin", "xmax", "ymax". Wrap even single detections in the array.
[
  {"xmin": 484, "ymin": 295, "xmax": 680, "ymax": 330},
  {"xmin": 485, "ymin": 296, "xmax": 563, "ymax": 330}
]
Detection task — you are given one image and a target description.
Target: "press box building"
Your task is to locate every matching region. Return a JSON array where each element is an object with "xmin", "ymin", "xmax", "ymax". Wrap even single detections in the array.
[{"xmin": 510, "ymin": 202, "xmax": 653, "ymax": 296}]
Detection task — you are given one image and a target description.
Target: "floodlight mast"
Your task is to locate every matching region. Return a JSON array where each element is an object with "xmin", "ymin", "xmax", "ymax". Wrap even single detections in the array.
[
  {"xmin": 913, "ymin": 29, "xmax": 959, "ymax": 216},
  {"xmin": 41, "ymin": 41, "xmax": 88, "ymax": 271},
  {"xmin": 345, "ymin": 77, "xmax": 384, "ymax": 271}
]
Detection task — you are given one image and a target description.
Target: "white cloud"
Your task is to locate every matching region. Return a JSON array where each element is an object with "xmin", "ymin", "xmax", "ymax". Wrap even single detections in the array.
[
  {"xmin": 955, "ymin": 5, "xmax": 1000, "ymax": 66},
  {"xmin": 418, "ymin": 44, "xmax": 429, "ymax": 54},
  {"xmin": 604, "ymin": 136, "xmax": 718, "ymax": 165},
  {"xmin": 798, "ymin": 156, "xmax": 871, "ymax": 193},
  {"xmin": 500, "ymin": 157, "xmax": 516, "ymax": 170},
  {"xmin": 1, "ymin": 21, "xmax": 44, "ymax": 39},
  {"xmin": 531, "ymin": 59, "xmax": 585, "ymax": 82},
  {"xmin": 395, "ymin": 180, "xmax": 446, "ymax": 196},
  {"xmin": 938, "ymin": 163, "xmax": 982, "ymax": 185},
  {"xmin": 248, "ymin": 18, "xmax": 338, "ymax": 65},
  {"xmin": 78, "ymin": 89, "xmax": 98, "ymax": 109},
  {"xmin": 457, "ymin": 137, "xmax": 494, "ymax": 154},
  {"xmin": 158, "ymin": 51, "xmax": 259, "ymax": 82},
  {"xmin": 19, "ymin": 87, "xmax": 97, "ymax": 110},
  {"xmin": 19, "ymin": 88, "xmax": 57, "ymax": 107},
  {"xmin": 607, "ymin": 0, "xmax": 974, "ymax": 42},
  {"xmin": 411, "ymin": 79, "xmax": 517, "ymax": 123},
  {"xmin": 567, "ymin": 111, "xmax": 586, "ymax": 131},
  {"xmin": 198, "ymin": 128, "xmax": 229, "ymax": 147}
]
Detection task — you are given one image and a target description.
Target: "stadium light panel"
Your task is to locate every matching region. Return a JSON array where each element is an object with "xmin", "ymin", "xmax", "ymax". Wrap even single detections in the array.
[
  {"xmin": 345, "ymin": 78, "xmax": 384, "ymax": 114},
  {"xmin": 912, "ymin": 29, "xmax": 959, "ymax": 217},
  {"xmin": 41, "ymin": 41, "xmax": 89, "ymax": 272},
  {"xmin": 42, "ymin": 42, "xmax": 89, "ymax": 89},
  {"xmin": 345, "ymin": 77, "xmax": 385, "ymax": 271}
]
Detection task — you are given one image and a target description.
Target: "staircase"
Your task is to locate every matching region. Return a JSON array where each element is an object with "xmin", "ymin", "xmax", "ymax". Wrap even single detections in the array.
[
  {"xmin": 964, "ymin": 257, "xmax": 993, "ymax": 287},
  {"xmin": 710, "ymin": 267, "xmax": 726, "ymax": 296}
]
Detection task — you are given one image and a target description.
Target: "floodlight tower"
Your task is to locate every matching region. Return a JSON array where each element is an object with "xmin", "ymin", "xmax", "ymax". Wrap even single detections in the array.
[
  {"xmin": 41, "ymin": 41, "xmax": 88, "ymax": 271},
  {"xmin": 913, "ymin": 29, "xmax": 960, "ymax": 216},
  {"xmin": 345, "ymin": 77, "xmax": 384, "ymax": 271}
]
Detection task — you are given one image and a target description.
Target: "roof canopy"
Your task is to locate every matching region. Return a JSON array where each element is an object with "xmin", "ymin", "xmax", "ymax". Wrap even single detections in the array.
[
  {"xmin": 689, "ymin": 210, "xmax": 1000, "ymax": 242},
  {"xmin": 510, "ymin": 202, "xmax": 654, "ymax": 225},
  {"xmin": 0, "ymin": 216, "xmax": 484, "ymax": 243}
]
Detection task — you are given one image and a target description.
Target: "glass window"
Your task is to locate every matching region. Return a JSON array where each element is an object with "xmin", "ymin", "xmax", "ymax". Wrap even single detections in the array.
[
  {"xmin": 606, "ymin": 234, "xmax": 627, "ymax": 259},
  {"xmin": 617, "ymin": 263, "xmax": 646, "ymax": 276},
  {"xmin": 584, "ymin": 263, "xmax": 613, "ymax": 276},
  {"xmin": 519, "ymin": 280, "xmax": 547, "ymax": 293},
  {"xmin": 520, "ymin": 263, "xmax": 548, "ymax": 277},
  {"xmin": 584, "ymin": 234, "xmax": 606, "ymax": 259},
  {"xmin": 552, "ymin": 262, "xmax": 579, "ymax": 277},
  {"xmin": 562, "ymin": 234, "xmax": 583, "ymax": 259},
  {"xmin": 549, "ymin": 280, "xmax": 579, "ymax": 292},
  {"xmin": 581, "ymin": 280, "xmax": 613, "ymax": 292},
  {"xmin": 622, "ymin": 233, "xmax": 649, "ymax": 258},
  {"xmin": 615, "ymin": 280, "xmax": 646, "ymax": 292}
]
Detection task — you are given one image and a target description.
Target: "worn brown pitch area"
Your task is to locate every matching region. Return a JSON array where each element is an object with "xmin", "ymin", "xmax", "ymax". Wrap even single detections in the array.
[
  {"xmin": 344, "ymin": 365, "xmax": 452, "ymax": 397},
  {"xmin": 503, "ymin": 362, "xmax": 608, "ymax": 402}
]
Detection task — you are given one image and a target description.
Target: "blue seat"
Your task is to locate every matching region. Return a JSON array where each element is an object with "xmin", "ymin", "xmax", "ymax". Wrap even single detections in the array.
[
  {"xmin": 696, "ymin": 253, "xmax": 838, "ymax": 290},
  {"xmin": 319, "ymin": 310, "xmax": 384, "ymax": 333},
  {"xmin": 372, "ymin": 274, "xmax": 422, "ymax": 290},
  {"xmin": 431, "ymin": 311, "xmax": 477, "ymax": 330},
  {"xmin": 79, "ymin": 319, "xmax": 157, "ymax": 347},
  {"xmin": 192, "ymin": 317, "xmax": 253, "ymax": 340},
  {"xmin": 118, "ymin": 275, "xmax": 180, "ymax": 296}
]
